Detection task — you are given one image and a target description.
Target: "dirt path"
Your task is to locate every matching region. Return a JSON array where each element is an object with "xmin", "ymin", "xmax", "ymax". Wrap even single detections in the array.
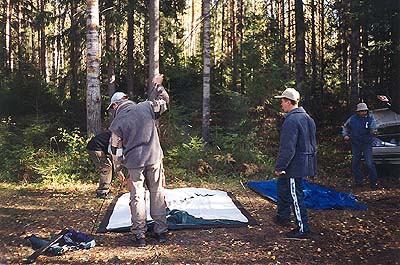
[{"xmin": 0, "ymin": 176, "xmax": 399, "ymax": 264}]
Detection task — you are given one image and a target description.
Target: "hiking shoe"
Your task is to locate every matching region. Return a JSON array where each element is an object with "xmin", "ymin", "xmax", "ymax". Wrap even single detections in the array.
[
  {"xmin": 96, "ymin": 193, "xmax": 113, "ymax": 200},
  {"xmin": 273, "ymin": 216, "xmax": 291, "ymax": 227},
  {"xmin": 133, "ymin": 237, "xmax": 146, "ymax": 247},
  {"xmin": 154, "ymin": 233, "xmax": 167, "ymax": 243},
  {"xmin": 284, "ymin": 229, "xmax": 310, "ymax": 240}
]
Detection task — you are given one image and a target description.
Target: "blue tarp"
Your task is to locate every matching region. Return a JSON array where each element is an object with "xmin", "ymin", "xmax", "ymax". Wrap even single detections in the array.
[{"xmin": 248, "ymin": 179, "xmax": 367, "ymax": 210}]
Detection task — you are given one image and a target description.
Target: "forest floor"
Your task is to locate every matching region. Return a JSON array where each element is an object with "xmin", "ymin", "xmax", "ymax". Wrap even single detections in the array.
[{"xmin": 0, "ymin": 148, "xmax": 399, "ymax": 264}]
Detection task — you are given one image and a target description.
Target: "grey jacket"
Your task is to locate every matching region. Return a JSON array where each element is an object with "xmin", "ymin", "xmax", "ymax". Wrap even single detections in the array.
[{"xmin": 109, "ymin": 89, "xmax": 168, "ymax": 169}]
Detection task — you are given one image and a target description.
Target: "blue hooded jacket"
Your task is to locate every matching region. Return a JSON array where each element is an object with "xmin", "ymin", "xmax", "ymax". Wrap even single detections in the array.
[
  {"xmin": 275, "ymin": 107, "xmax": 317, "ymax": 178},
  {"xmin": 342, "ymin": 113, "xmax": 376, "ymax": 146}
]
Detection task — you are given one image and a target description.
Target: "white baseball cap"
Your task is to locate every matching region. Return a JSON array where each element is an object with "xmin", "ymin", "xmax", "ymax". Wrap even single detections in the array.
[
  {"xmin": 274, "ymin": 88, "xmax": 300, "ymax": 101},
  {"xmin": 107, "ymin": 92, "xmax": 128, "ymax": 110}
]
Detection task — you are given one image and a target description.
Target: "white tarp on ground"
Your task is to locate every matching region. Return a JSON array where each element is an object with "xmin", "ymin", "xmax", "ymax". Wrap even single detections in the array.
[{"xmin": 106, "ymin": 187, "xmax": 249, "ymax": 231}]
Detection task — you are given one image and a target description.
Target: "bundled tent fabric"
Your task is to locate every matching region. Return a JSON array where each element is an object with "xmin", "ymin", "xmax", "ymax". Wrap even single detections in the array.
[
  {"xmin": 248, "ymin": 179, "xmax": 367, "ymax": 210},
  {"xmin": 98, "ymin": 187, "xmax": 257, "ymax": 233}
]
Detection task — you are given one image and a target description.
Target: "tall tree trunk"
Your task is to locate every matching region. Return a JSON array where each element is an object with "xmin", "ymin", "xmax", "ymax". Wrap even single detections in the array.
[
  {"xmin": 5, "ymin": 0, "xmax": 12, "ymax": 72},
  {"xmin": 231, "ymin": 0, "xmax": 238, "ymax": 91},
  {"xmin": 202, "ymin": 0, "xmax": 211, "ymax": 143},
  {"xmin": 126, "ymin": 0, "xmax": 135, "ymax": 98},
  {"xmin": 115, "ymin": 0, "xmax": 122, "ymax": 88},
  {"xmin": 86, "ymin": 0, "xmax": 102, "ymax": 135},
  {"xmin": 295, "ymin": 0, "xmax": 306, "ymax": 103},
  {"xmin": 31, "ymin": 25, "xmax": 36, "ymax": 64},
  {"xmin": 280, "ymin": 0, "xmax": 285, "ymax": 65},
  {"xmin": 339, "ymin": 1, "xmax": 348, "ymax": 104},
  {"xmin": 16, "ymin": 1, "xmax": 22, "ymax": 70},
  {"xmin": 238, "ymin": 0, "xmax": 244, "ymax": 93},
  {"xmin": 148, "ymin": 0, "xmax": 160, "ymax": 93},
  {"xmin": 56, "ymin": 4, "xmax": 64, "ymax": 95},
  {"xmin": 39, "ymin": 0, "xmax": 46, "ymax": 80},
  {"xmin": 70, "ymin": 0, "xmax": 79, "ymax": 103},
  {"xmin": 360, "ymin": 24, "xmax": 368, "ymax": 95},
  {"xmin": 105, "ymin": 0, "xmax": 116, "ymax": 97},
  {"xmin": 288, "ymin": 0, "xmax": 292, "ymax": 77},
  {"xmin": 189, "ymin": 0, "xmax": 195, "ymax": 56},
  {"xmin": 220, "ymin": 0, "xmax": 225, "ymax": 88},
  {"xmin": 310, "ymin": 0, "xmax": 316, "ymax": 97},
  {"xmin": 319, "ymin": 0, "xmax": 325, "ymax": 101},
  {"xmin": 350, "ymin": 1, "xmax": 360, "ymax": 106},
  {"xmin": 57, "ymin": 4, "xmax": 64, "ymax": 90},
  {"xmin": 1, "ymin": 1, "xmax": 7, "ymax": 70}
]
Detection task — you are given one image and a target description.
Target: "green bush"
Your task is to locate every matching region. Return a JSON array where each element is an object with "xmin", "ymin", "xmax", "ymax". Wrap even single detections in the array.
[
  {"xmin": 0, "ymin": 118, "xmax": 95, "ymax": 184},
  {"xmin": 27, "ymin": 128, "xmax": 94, "ymax": 185}
]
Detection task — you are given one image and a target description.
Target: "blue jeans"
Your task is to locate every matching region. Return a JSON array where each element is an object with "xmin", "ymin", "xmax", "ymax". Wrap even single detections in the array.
[
  {"xmin": 277, "ymin": 177, "xmax": 309, "ymax": 233},
  {"xmin": 351, "ymin": 143, "xmax": 377, "ymax": 185}
]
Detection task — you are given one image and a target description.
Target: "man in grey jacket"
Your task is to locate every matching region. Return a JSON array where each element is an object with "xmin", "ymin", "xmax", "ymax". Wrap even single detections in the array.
[
  {"xmin": 273, "ymin": 88, "xmax": 317, "ymax": 240},
  {"xmin": 108, "ymin": 74, "xmax": 169, "ymax": 247}
]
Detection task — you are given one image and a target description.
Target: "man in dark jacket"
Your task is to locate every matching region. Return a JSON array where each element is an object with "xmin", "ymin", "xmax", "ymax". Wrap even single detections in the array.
[
  {"xmin": 86, "ymin": 131, "xmax": 113, "ymax": 199},
  {"xmin": 273, "ymin": 88, "xmax": 317, "ymax": 239},
  {"xmin": 342, "ymin": 102, "xmax": 378, "ymax": 189}
]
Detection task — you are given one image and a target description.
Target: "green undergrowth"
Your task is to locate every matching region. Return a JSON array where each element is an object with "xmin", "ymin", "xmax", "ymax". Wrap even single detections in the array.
[{"xmin": 0, "ymin": 106, "xmax": 279, "ymax": 187}]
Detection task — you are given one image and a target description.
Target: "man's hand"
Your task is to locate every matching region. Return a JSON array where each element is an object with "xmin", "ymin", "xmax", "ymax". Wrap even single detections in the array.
[
  {"xmin": 117, "ymin": 171, "xmax": 125, "ymax": 183},
  {"xmin": 274, "ymin": 170, "xmax": 286, "ymax": 176},
  {"xmin": 344, "ymin": 135, "xmax": 350, "ymax": 141},
  {"xmin": 153, "ymin": 74, "xmax": 164, "ymax": 85}
]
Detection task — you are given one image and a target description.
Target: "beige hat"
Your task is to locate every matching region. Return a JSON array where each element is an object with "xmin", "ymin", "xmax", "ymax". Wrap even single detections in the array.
[
  {"xmin": 274, "ymin": 88, "xmax": 300, "ymax": 101},
  {"xmin": 356, "ymin": 102, "xmax": 368, "ymax": 112}
]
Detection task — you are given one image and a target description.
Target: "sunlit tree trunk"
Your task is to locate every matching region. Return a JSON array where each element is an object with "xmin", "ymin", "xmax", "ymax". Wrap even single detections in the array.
[
  {"xmin": 16, "ymin": 1, "xmax": 22, "ymax": 70},
  {"xmin": 220, "ymin": 1, "xmax": 225, "ymax": 88},
  {"xmin": 288, "ymin": 0, "xmax": 292, "ymax": 77},
  {"xmin": 2, "ymin": 0, "xmax": 8, "ymax": 71},
  {"xmin": 39, "ymin": 0, "xmax": 46, "ymax": 80},
  {"xmin": 86, "ymin": 0, "xmax": 102, "ymax": 135},
  {"xmin": 70, "ymin": 0, "xmax": 79, "ymax": 103},
  {"xmin": 238, "ymin": 0, "xmax": 244, "ymax": 93},
  {"xmin": 105, "ymin": 0, "xmax": 116, "ymax": 97},
  {"xmin": 148, "ymin": 0, "xmax": 160, "ymax": 93},
  {"xmin": 189, "ymin": 0, "xmax": 195, "ymax": 56},
  {"xmin": 202, "ymin": 0, "xmax": 211, "ymax": 142},
  {"xmin": 280, "ymin": 0, "xmax": 285, "ymax": 65},
  {"xmin": 57, "ymin": 4, "xmax": 65, "ymax": 90},
  {"xmin": 126, "ymin": 0, "xmax": 135, "ymax": 98},
  {"xmin": 231, "ymin": 0, "xmax": 238, "ymax": 91}
]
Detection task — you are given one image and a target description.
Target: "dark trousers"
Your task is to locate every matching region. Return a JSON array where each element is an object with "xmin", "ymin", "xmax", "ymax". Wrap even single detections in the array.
[
  {"xmin": 351, "ymin": 143, "xmax": 377, "ymax": 185},
  {"xmin": 277, "ymin": 177, "xmax": 309, "ymax": 233}
]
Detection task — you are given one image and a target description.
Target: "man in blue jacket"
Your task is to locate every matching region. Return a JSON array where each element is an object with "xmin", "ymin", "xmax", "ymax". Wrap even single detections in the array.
[
  {"xmin": 342, "ymin": 102, "xmax": 378, "ymax": 189},
  {"xmin": 274, "ymin": 88, "xmax": 317, "ymax": 240}
]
